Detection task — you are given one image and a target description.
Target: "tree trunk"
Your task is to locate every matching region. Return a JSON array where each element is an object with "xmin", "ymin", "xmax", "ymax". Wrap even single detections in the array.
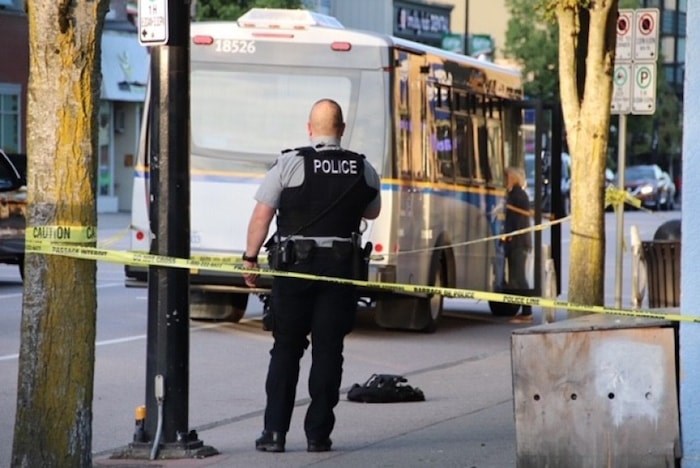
[
  {"xmin": 12, "ymin": 2, "xmax": 109, "ymax": 467},
  {"xmin": 556, "ymin": 0, "xmax": 618, "ymax": 307}
]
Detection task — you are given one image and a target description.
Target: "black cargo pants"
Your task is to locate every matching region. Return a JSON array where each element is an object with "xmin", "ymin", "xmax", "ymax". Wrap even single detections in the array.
[
  {"xmin": 263, "ymin": 246, "xmax": 356, "ymax": 441},
  {"xmin": 507, "ymin": 246, "xmax": 531, "ymax": 314}
]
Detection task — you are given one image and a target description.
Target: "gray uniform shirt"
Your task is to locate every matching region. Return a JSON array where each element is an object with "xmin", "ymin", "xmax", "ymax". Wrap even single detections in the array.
[{"xmin": 255, "ymin": 136, "xmax": 381, "ymax": 219}]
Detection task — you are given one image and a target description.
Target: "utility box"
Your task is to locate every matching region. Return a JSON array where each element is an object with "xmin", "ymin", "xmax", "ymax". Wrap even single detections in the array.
[{"xmin": 511, "ymin": 314, "xmax": 680, "ymax": 467}]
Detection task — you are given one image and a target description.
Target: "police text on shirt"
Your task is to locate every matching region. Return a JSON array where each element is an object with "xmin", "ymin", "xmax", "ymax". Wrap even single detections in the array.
[{"xmin": 313, "ymin": 158, "xmax": 358, "ymax": 175}]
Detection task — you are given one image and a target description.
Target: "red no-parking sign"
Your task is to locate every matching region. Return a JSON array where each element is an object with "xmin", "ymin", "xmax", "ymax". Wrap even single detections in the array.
[
  {"xmin": 615, "ymin": 9, "xmax": 634, "ymax": 61},
  {"xmin": 634, "ymin": 9, "xmax": 659, "ymax": 61}
]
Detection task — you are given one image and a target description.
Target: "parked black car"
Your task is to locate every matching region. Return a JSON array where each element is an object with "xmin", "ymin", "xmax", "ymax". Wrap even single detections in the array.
[
  {"xmin": 0, "ymin": 149, "xmax": 26, "ymax": 278},
  {"xmin": 623, "ymin": 164, "xmax": 676, "ymax": 211}
]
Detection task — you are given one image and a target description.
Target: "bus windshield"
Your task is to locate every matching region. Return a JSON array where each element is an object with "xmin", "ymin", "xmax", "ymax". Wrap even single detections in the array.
[{"xmin": 190, "ymin": 64, "xmax": 385, "ymax": 170}]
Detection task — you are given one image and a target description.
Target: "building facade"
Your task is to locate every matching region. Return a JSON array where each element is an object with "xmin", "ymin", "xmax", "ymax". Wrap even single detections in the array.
[
  {"xmin": 641, "ymin": 0, "xmax": 686, "ymax": 99},
  {"xmin": 303, "ymin": 0, "xmax": 510, "ymax": 64},
  {"xmin": 465, "ymin": 0, "xmax": 509, "ymax": 63},
  {"xmin": 305, "ymin": 0, "xmax": 456, "ymax": 50},
  {"xmin": 98, "ymin": 1, "xmax": 149, "ymax": 212},
  {"xmin": 0, "ymin": 0, "xmax": 28, "ymax": 155},
  {"xmin": 0, "ymin": 0, "xmax": 148, "ymax": 213}
]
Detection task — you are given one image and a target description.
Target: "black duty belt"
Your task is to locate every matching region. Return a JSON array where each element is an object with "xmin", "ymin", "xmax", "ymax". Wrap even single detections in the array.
[{"xmin": 286, "ymin": 236, "xmax": 353, "ymax": 248}]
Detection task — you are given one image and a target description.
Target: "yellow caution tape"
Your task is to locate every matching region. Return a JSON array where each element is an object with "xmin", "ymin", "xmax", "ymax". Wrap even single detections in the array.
[
  {"xmin": 26, "ymin": 225, "xmax": 97, "ymax": 243},
  {"xmin": 98, "ymin": 225, "xmax": 135, "ymax": 248},
  {"xmin": 605, "ymin": 186, "xmax": 643, "ymax": 210},
  {"xmin": 24, "ymin": 237, "xmax": 700, "ymax": 324},
  {"xmin": 397, "ymin": 216, "xmax": 570, "ymax": 256},
  {"xmin": 24, "ymin": 225, "xmax": 260, "ymax": 264}
]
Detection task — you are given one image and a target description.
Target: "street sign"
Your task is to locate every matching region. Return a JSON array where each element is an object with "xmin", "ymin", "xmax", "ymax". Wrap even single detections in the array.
[
  {"xmin": 615, "ymin": 9, "xmax": 634, "ymax": 61},
  {"xmin": 634, "ymin": 8, "xmax": 659, "ymax": 61},
  {"xmin": 138, "ymin": 0, "xmax": 169, "ymax": 46},
  {"xmin": 632, "ymin": 62, "xmax": 657, "ymax": 114},
  {"xmin": 611, "ymin": 63, "xmax": 632, "ymax": 114},
  {"xmin": 441, "ymin": 34, "xmax": 464, "ymax": 54},
  {"xmin": 470, "ymin": 34, "xmax": 494, "ymax": 56},
  {"xmin": 612, "ymin": 8, "xmax": 658, "ymax": 115}
]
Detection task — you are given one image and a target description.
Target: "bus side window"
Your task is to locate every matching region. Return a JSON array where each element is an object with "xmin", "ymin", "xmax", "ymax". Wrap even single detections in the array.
[
  {"xmin": 396, "ymin": 67, "xmax": 411, "ymax": 178},
  {"xmin": 470, "ymin": 118, "xmax": 484, "ymax": 183},
  {"xmin": 436, "ymin": 121, "xmax": 454, "ymax": 180},
  {"xmin": 398, "ymin": 112, "xmax": 412, "ymax": 178},
  {"xmin": 476, "ymin": 122, "xmax": 491, "ymax": 184},
  {"xmin": 486, "ymin": 119, "xmax": 504, "ymax": 187},
  {"xmin": 455, "ymin": 116, "xmax": 474, "ymax": 181}
]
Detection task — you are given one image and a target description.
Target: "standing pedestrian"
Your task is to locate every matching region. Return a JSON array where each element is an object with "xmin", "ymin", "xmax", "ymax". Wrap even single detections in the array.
[
  {"xmin": 242, "ymin": 98, "xmax": 381, "ymax": 453},
  {"xmin": 503, "ymin": 166, "xmax": 533, "ymax": 323}
]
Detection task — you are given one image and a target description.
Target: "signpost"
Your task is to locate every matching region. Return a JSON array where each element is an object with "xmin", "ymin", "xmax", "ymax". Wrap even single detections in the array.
[
  {"xmin": 612, "ymin": 8, "xmax": 659, "ymax": 116},
  {"xmin": 612, "ymin": 8, "xmax": 659, "ymax": 309},
  {"xmin": 632, "ymin": 62, "xmax": 657, "ymax": 114},
  {"xmin": 615, "ymin": 9, "xmax": 634, "ymax": 61},
  {"xmin": 441, "ymin": 33, "xmax": 464, "ymax": 54},
  {"xmin": 138, "ymin": 0, "xmax": 169, "ymax": 46},
  {"xmin": 634, "ymin": 9, "xmax": 659, "ymax": 61},
  {"xmin": 115, "ymin": 0, "xmax": 215, "ymax": 461},
  {"xmin": 611, "ymin": 63, "xmax": 632, "ymax": 114}
]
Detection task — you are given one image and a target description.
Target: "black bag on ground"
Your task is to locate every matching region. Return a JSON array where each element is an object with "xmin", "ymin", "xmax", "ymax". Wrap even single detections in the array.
[{"xmin": 347, "ymin": 374, "xmax": 425, "ymax": 403}]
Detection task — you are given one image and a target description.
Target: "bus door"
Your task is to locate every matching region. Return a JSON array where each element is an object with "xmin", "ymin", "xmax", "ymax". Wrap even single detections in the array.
[
  {"xmin": 515, "ymin": 99, "xmax": 564, "ymax": 297},
  {"xmin": 394, "ymin": 49, "xmax": 429, "ymax": 277}
]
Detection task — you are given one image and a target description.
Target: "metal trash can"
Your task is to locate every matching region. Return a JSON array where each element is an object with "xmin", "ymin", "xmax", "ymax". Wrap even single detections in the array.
[
  {"xmin": 653, "ymin": 219, "xmax": 681, "ymax": 241},
  {"xmin": 642, "ymin": 220, "xmax": 681, "ymax": 308}
]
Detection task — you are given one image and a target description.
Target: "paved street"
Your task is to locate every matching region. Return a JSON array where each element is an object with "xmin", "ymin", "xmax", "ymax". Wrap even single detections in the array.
[{"xmin": 0, "ymin": 209, "xmax": 682, "ymax": 467}]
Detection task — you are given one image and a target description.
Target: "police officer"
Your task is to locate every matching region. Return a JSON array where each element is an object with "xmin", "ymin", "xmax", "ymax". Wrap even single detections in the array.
[{"xmin": 243, "ymin": 99, "xmax": 381, "ymax": 453}]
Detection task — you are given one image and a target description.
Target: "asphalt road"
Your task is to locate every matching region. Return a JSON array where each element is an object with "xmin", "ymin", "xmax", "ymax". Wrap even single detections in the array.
[{"xmin": 0, "ymin": 209, "xmax": 681, "ymax": 466}]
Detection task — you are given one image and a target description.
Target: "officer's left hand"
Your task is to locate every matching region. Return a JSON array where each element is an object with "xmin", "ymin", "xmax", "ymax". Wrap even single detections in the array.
[{"xmin": 243, "ymin": 260, "xmax": 258, "ymax": 287}]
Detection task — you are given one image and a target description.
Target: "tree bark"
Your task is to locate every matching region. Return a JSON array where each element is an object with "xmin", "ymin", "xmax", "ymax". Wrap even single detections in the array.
[
  {"xmin": 12, "ymin": 1, "xmax": 109, "ymax": 467},
  {"xmin": 556, "ymin": 0, "xmax": 617, "ymax": 307}
]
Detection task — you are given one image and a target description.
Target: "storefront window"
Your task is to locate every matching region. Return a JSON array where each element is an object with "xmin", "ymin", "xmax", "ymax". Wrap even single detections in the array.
[
  {"xmin": 0, "ymin": 84, "xmax": 20, "ymax": 153},
  {"xmin": 98, "ymin": 101, "xmax": 112, "ymax": 196}
]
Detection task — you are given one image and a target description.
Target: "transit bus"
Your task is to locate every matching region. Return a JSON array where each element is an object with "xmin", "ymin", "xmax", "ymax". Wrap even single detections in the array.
[{"xmin": 127, "ymin": 8, "xmax": 528, "ymax": 332}]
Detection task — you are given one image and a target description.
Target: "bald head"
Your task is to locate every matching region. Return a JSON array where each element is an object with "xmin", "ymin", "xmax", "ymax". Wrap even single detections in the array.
[{"xmin": 308, "ymin": 99, "xmax": 345, "ymax": 138}]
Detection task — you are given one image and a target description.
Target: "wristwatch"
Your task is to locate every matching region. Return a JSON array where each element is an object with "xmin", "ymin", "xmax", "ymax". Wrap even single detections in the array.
[{"xmin": 242, "ymin": 253, "xmax": 258, "ymax": 263}]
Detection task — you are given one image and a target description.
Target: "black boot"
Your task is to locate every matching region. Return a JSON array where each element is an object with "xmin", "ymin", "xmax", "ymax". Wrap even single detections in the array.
[
  {"xmin": 307, "ymin": 437, "xmax": 332, "ymax": 452},
  {"xmin": 255, "ymin": 430, "xmax": 286, "ymax": 452}
]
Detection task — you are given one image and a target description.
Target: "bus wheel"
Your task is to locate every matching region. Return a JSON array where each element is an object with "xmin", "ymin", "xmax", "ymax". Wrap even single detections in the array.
[
  {"xmin": 418, "ymin": 262, "xmax": 445, "ymax": 333},
  {"xmin": 190, "ymin": 291, "xmax": 248, "ymax": 323},
  {"xmin": 488, "ymin": 300, "xmax": 520, "ymax": 317},
  {"xmin": 374, "ymin": 259, "xmax": 445, "ymax": 333}
]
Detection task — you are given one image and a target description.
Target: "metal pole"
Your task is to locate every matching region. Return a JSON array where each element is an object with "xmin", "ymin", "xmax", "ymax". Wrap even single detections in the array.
[
  {"xmin": 142, "ymin": 0, "xmax": 209, "ymax": 456},
  {"xmin": 145, "ymin": 40, "xmax": 191, "ymax": 443},
  {"xmin": 463, "ymin": 0, "xmax": 469, "ymax": 55},
  {"xmin": 533, "ymin": 99, "xmax": 543, "ymax": 297},
  {"xmin": 614, "ymin": 113, "xmax": 627, "ymax": 308},
  {"xmin": 550, "ymin": 102, "xmax": 563, "ymax": 295}
]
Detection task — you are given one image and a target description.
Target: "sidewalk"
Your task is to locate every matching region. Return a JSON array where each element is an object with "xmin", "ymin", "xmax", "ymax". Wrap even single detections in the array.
[
  {"xmin": 94, "ymin": 349, "xmax": 517, "ymax": 468},
  {"xmin": 93, "ymin": 211, "xmax": 519, "ymax": 467}
]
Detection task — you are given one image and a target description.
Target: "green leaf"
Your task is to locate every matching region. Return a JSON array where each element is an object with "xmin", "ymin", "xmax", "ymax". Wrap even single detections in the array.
[{"xmin": 504, "ymin": 0, "xmax": 560, "ymax": 99}]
